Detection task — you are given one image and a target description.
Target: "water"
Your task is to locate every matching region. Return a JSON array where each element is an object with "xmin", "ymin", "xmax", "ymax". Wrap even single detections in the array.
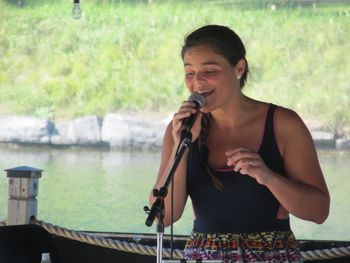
[{"xmin": 0, "ymin": 145, "xmax": 349, "ymax": 241}]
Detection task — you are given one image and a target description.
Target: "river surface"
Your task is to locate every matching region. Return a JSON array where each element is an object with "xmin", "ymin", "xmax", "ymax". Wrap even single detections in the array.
[{"xmin": 0, "ymin": 145, "xmax": 349, "ymax": 241}]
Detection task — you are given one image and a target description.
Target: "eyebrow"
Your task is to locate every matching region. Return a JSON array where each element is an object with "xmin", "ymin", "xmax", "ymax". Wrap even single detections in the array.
[{"xmin": 184, "ymin": 61, "xmax": 220, "ymax": 67}]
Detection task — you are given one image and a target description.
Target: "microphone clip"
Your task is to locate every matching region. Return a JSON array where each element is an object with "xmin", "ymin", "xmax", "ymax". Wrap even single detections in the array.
[{"xmin": 144, "ymin": 187, "xmax": 167, "ymax": 227}]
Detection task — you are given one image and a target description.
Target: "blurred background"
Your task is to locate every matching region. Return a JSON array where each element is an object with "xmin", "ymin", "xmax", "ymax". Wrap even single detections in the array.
[{"xmin": 0, "ymin": 0, "xmax": 349, "ymax": 241}]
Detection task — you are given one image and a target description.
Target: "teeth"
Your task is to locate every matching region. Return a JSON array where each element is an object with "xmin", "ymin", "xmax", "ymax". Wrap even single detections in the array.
[{"xmin": 197, "ymin": 90, "xmax": 211, "ymax": 94}]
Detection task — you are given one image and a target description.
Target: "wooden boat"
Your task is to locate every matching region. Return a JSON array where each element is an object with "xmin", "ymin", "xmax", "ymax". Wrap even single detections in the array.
[{"xmin": 0, "ymin": 224, "xmax": 349, "ymax": 263}]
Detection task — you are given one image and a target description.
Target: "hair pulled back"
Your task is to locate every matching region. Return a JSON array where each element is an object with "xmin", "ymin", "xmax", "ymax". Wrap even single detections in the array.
[
  {"xmin": 181, "ymin": 24, "xmax": 249, "ymax": 88},
  {"xmin": 182, "ymin": 25, "xmax": 249, "ymax": 190}
]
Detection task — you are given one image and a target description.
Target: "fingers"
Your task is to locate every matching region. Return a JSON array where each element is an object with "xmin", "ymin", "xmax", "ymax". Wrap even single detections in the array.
[
  {"xmin": 236, "ymin": 158, "xmax": 261, "ymax": 175},
  {"xmin": 226, "ymin": 147, "xmax": 272, "ymax": 185},
  {"xmin": 226, "ymin": 147, "xmax": 255, "ymax": 166},
  {"xmin": 172, "ymin": 101, "xmax": 198, "ymax": 125},
  {"xmin": 172, "ymin": 101, "xmax": 202, "ymax": 142},
  {"xmin": 226, "ymin": 147, "xmax": 261, "ymax": 172}
]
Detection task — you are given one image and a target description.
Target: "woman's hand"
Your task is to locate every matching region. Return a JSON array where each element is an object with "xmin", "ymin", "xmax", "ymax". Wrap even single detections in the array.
[
  {"xmin": 172, "ymin": 101, "xmax": 202, "ymax": 145},
  {"xmin": 226, "ymin": 147, "xmax": 275, "ymax": 185}
]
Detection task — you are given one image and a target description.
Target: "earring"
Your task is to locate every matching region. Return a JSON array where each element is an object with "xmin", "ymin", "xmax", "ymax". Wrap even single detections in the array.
[{"xmin": 237, "ymin": 75, "xmax": 241, "ymax": 80}]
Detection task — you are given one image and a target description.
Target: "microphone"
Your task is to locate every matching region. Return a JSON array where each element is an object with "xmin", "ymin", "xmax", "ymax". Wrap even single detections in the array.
[{"xmin": 180, "ymin": 93, "xmax": 205, "ymax": 140}]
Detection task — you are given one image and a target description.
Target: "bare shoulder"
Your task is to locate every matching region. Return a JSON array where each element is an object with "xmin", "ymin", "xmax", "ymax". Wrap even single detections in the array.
[
  {"xmin": 275, "ymin": 106, "xmax": 304, "ymax": 124},
  {"xmin": 274, "ymin": 106, "xmax": 313, "ymax": 156},
  {"xmin": 275, "ymin": 106, "xmax": 309, "ymax": 133}
]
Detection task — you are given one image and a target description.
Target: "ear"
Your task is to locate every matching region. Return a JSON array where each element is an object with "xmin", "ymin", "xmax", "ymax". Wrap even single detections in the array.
[{"xmin": 235, "ymin": 59, "xmax": 246, "ymax": 79}]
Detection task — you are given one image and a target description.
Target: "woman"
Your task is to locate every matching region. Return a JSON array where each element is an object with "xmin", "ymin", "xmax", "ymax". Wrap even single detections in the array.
[{"xmin": 149, "ymin": 24, "xmax": 330, "ymax": 262}]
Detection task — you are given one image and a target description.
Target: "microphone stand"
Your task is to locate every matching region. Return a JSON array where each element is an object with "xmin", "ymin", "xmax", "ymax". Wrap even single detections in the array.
[{"xmin": 145, "ymin": 132, "xmax": 192, "ymax": 263}]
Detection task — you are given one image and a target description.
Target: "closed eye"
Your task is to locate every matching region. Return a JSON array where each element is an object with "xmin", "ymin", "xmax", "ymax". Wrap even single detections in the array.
[
  {"xmin": 185, "ymin": 72, "xmax": 194, "ymax": 79},
  {"xmin": 205, "ymin": 70, "xmax": 218, "ymax": 76}
]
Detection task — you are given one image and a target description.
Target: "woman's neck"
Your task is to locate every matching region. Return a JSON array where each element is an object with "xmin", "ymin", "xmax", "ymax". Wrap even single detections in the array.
[{"xmin": 210, "ymin": 94, "xmax": 256, "ymax": 130}]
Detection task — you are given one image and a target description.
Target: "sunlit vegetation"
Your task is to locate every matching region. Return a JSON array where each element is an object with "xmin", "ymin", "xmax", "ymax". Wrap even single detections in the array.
[{"xmin": 1, "ymin": 0, "xmax": 349, "ymax": 134}]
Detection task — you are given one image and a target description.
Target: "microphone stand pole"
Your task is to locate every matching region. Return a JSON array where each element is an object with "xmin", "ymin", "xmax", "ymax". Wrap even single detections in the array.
[{"xmin": 145, "ymin": 134, "xmax": 192, "ymax": 263}]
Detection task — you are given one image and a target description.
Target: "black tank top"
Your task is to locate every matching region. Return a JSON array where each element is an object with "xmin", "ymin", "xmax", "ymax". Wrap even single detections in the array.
[{"xmin": 186, "ymin": 104, "xmax": 291, "ymax": 233}]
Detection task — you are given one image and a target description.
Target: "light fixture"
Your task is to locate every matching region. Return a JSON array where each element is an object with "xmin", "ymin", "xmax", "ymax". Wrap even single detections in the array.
[{"xmin": 72, "ymin": 0, "xmax": 82, "ymax": 20}]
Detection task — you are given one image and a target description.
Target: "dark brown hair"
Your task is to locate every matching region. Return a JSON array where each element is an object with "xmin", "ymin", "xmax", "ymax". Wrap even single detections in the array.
[
  {"xmin": 182, "ymin": 25, "xmax": 249, "ymax": 190},
  {"xmin": 181, "ymin": 24, "xmax": 249, "ymax": 88}
]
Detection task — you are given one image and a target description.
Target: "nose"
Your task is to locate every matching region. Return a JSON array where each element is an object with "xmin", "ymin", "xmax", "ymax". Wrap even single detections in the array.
[
  {"xmin": 185, "ymin": 72, "xmax": 206, "ymax": 91},
  {"xmin": 192, "ymin": 73, "xmax": 207, "ymax": 91},
  {"xmin": 194, "ymin": 72, "xmax": 205, "ymax": 82}
]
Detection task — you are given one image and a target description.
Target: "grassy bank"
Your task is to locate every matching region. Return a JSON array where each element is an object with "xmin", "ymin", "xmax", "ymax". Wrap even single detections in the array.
[{"xmin": 0, "ymin": 0, "xmax": 349, "ymax": 132}]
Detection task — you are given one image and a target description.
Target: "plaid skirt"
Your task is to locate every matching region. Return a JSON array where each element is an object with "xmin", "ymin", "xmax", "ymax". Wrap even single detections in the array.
[{"xmin": 183, "ymin": 230, "xmax": 302, "ymax": 263}]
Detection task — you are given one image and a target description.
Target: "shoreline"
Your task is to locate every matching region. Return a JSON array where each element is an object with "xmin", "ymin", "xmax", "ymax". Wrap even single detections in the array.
[{"xmin": 0, "ymin": 113, "xmax": 349, "ymax": 151}]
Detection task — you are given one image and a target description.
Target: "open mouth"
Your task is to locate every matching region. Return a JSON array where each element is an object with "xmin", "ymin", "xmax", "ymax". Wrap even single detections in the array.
[{"xmin": 197, "ymin": 89, "xmax": 213, "ymax": 98}]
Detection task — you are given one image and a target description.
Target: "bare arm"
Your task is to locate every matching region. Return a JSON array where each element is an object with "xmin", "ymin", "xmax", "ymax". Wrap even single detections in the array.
[
  {"xmin": 226, "ymin": 108, "xmax": 330, "ymax": 224},
  {"xmin": 149, "ymin": 101, "xmax": 202, "ymax": 227},
  {"xmin": 149, "ymin": 122, "xmax": 189, "ymax": 227},
  {"xmin": 268, "ymin": 107, "xmax": 330, "ymax": 223}
]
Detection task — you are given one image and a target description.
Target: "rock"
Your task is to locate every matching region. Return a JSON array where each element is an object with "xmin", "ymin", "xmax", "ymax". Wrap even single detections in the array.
[
  {"xmin": 336, "ymin": 138, "xmax": 350, "ymax": 150},
  {"xmin": 310, "ymin": 131, "xmax": 335, "ymax": 148},
  {"xmin": 1, "ymin": 113, "xmax": 347, "ymax": 151},
  {"xmin": 0, "ymin": 116, "xmax": 54, "ymax": 144},
  {"xmin": 51, "ymin": 116, "xmax": 102, "ymax": 146},
  {"xmin": 101, "ymin": 113, "xmax": 166, "ymax": 150}
]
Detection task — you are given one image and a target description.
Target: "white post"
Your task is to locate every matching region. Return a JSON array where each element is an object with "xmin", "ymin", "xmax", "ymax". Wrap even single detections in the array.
[{"xmin": 5, "ymin": 166, "xmax": 43, "ymax": 225}]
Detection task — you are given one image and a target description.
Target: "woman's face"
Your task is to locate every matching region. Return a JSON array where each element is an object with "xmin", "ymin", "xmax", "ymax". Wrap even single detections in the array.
[{"xmin": 183, "ymin": 45, "xmax": 239, "ymax": 112}]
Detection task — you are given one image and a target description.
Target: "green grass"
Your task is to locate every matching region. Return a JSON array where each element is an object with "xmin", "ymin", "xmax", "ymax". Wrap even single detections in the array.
[{"xmin": 0, "ymin": 0, "xmax": 349, "ymax": 132}]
